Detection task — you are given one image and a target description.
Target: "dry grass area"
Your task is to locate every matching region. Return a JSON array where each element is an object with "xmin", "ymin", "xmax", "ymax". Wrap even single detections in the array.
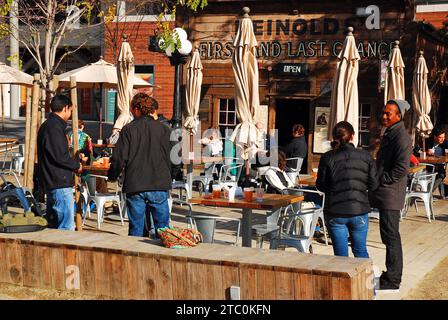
[
  {"xmin": 0, "ymin": 283, "xmax": 106, "ymax": 300},
  {"xmin": 404, "ymin": 256, "xmax": 448, "ymax": 300}
]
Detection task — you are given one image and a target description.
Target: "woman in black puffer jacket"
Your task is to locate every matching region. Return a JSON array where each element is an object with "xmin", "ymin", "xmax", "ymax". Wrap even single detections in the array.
[{"xmin": 316, "ymin": 121, "xmax": 379, "ymax": 258}]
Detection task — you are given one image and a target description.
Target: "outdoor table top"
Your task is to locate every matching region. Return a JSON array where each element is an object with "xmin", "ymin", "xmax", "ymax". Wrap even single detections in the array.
[
  {"xmin": 409, "ymin": 164, "xmax": 427, "ymax": 174},
  {"xmin": 418, "ymin": 156, "xmax": 448, "ymax": 164},
  {"xmin": 83, "ymin": 165, "xmax": 110, "ymax": 176},
  {"xmin": 189, "ymin": 193, "xmax": 303, "ymax": 210},
  {"xmin": 0, "ymin": 137, "xmax": 18, "ymax": 144},
  {"xmin": 92, "ymin": 143, "xmax": 115, "ymax": 148}
]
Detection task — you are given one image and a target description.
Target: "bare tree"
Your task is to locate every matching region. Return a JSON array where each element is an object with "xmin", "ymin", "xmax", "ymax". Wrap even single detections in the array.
[{"xmin": 0, "ymin": 0, "xmax": 207, "ymax": 105}]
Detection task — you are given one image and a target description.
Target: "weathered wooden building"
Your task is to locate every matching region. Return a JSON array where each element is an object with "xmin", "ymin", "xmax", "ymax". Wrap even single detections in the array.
[{"xmin": 178, "ymin": 0, "xmax": 447, "ymax": 172}]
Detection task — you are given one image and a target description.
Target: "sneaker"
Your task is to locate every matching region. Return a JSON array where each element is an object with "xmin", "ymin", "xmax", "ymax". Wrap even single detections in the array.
[{"xmin": 377, "ymin": 278, "xmax": 400, "ymax": 292}]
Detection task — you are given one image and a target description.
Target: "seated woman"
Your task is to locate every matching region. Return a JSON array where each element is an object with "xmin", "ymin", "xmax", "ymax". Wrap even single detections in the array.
[
  {"xmin": 263, "ymin": 151, "xmax": 295, "ymax": 193},
  {"xmin": 68, "ymin": 120, "xmax": 93, "ymax": 179}
]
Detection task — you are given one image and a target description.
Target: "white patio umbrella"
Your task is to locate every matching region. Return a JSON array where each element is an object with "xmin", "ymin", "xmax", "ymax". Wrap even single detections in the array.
[
  {"xmin": 230, "ymin": 7, "xmax": 260, "ymax": 165},
  {"xmin": 384, "ymin": 40, "xmax": 405, "ymax": 104},
  {"xmin": 58, "ymin": 57, "xmax": 155, "ymax": 139},
  {"xmin": 413, "ymin": 51, "xmax": 433, "ymax": 154},
  {"xmin": 114, "ymin": 35, "xmax": 135, "ymax": 131},
  {"xmin": 184, "ymin": 47, "xmax": 203, "ymax": 136},
  {"xmin": 184, "ymin": 47, "xmax": 203, "ymax": 197},
  {"xmin": 328, "ymin": 26, "xmax": 360, "ymax": 147},
  {"xmin": 0, "ymin": 62, "xmax": 33, "ymax": 130}
]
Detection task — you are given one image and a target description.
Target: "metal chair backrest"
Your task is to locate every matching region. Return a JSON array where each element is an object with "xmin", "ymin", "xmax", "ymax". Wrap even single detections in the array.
[
  {"xmin": 419, "ymin": 163, "xmax": 435, "ymax": 174},
  {"xmin": 410, "ymin": 173, "xmax": 437, "ymax": 193},
  {"xmin": 218, "ymin": 162, "xmax": 244, "ymax": 184},
  {"xmin": 286, "ymin": 157, "xmax": 304, "ymax": 173}
]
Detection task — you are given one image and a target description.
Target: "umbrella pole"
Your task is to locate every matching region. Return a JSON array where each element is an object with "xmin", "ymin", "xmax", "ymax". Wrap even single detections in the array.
[
  {"xmin": 70, "ymin": 76, "xmax": 82, "ymax": 231},
  {"xmin": 26, "ymin": 74, "xmax": 40, "ymax": 190},
  {"xmin": 422, "ymin": 134, "xmax": 426, "ymax": 159},
  {"xmin": 1, "ymin": 85, "xmax": 4, "ymax": 131},
  {"xmin": 186, "ymin": 132, "xmax": 194, "ymax": 198},
  {"xmin": 99, "ymin": 83, "xmax": 103, "ymax": 141}
]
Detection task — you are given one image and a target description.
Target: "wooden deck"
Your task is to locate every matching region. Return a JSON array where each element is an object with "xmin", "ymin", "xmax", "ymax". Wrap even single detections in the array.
[{"xmin": 2, "ymin": 174, "xmax": 448, "ymax": 299}]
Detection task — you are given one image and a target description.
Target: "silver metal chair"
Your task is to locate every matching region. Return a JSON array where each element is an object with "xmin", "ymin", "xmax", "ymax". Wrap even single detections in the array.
[
  {"xmin": 401, "ymin": 173, "xmax": 437, "ymax": 222},
  {"xmin": 217, "ymin": 160, "xmax": 244, "ymax": 189},
  {"xmin": 81, "ymin": 174, "xmax": 124, "ymax": 229},
  {"xmin": 192, "ymin": 162, "xmax": 217, "ymax": 195},
  {"xmin": 285, "ymin": 157, "xmax": 304, "ymax": 185},
  {"xmin": 270, "ymin": 205, "xmax": 322, "ymax": 253}
]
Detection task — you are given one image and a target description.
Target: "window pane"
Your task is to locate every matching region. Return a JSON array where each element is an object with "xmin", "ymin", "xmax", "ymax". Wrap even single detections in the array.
[
  {"xmin": 361, "ymin": 104, "xmax": 371, "ymax": 117},
  {"xmin": 219, "ymin": 112, "xmax": 227, "ymax": 124},
  {"xmin": 219, "ymin": 99, "xmax": 227, "ymax": 112},
  {"xmin": 228, "ymin": 112, "xmax": 235, "ymax": 125},
  {"xmin": 228, "ymin": 99, "xmax": 235, "ymax": 112}
]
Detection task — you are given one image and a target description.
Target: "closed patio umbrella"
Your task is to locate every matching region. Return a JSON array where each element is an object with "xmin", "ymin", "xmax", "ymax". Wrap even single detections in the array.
[
  {"xmin": 114, "ymin": 35, "xmax": 135, "ymax": 131},
  {"xmin": 58, "ymin": 57, "xmax": 155, "ymax": 139},
  {"xmin": 184, "ymin": 46, "xmax": 203, "ymax": 197},
  {"xmin": 230, "ymin": 7, "xmax": 260, "ymax": 164},
  {"xmin": 413, "ymin": 51, "xmax": 433, "ymax": 154},
  {"xmin": 328, "ymin": 26, "xmax": 360, "ymax": 147},
  {"xmin": 384, "ymin": 40, "xmax": 405, "ymax": 104},
  {"xmin": 184, "ymin": 46, "xmax": 203, "ymax": 136}
]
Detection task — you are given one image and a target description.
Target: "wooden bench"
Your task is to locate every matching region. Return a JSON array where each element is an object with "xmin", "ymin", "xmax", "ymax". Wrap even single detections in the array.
[{"xmin": 0, "ymin": 229, "xmax": 373, "ymax": 299}]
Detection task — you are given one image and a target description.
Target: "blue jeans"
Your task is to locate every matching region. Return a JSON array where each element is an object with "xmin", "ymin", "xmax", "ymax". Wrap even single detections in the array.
[
  {"xmin": 126, "ymin": 191, "xmax": 170, "ymax": 237},
  {"xmin": 325, "ymin": 213, "xmax": 369, "ymax": 258},
  {"xmin": 46, "ymin": 187, "xmax": 75, "ymax": 231}
]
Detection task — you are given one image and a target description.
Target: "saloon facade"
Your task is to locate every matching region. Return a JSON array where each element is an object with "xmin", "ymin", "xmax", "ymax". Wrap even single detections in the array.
[{"xmin": 178, "ymin": 0, "xmax": 447, "ymax": 173}]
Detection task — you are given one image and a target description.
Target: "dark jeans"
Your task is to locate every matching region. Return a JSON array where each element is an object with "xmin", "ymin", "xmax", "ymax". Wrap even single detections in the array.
[{"xmin": 379, "ymin": 209, "xmax": 403, "ymax": 286}]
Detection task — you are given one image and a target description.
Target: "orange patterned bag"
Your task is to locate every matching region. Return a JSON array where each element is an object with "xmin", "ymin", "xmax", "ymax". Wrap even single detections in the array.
[{"xmin": 157, "ymin": 226, "xmax": 203, "ymax": 249}]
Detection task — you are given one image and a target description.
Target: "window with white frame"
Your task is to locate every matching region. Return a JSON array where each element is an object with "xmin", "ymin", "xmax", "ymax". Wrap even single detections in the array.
[
  {"xmin": 359, "ymin": 103, "xmax": 371, "ymax": 148},
  {"xmin": 218, "ymin": 98, "xmax": 237, "ymax": 138}
]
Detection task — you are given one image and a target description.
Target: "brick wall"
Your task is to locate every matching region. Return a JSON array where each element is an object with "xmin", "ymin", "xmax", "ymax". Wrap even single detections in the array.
[{"xmin": 104, "ymin": 21, "xmax": 175, "ymax": 119}]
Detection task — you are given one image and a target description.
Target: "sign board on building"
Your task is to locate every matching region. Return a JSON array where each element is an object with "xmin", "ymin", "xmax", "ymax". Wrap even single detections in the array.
[
  {"xmin": 106, "ymin": 89, "xmax": 116, "ymax": 123},
  {"xmin": 275, "ymin": 63, "xmax": 309, "ymax": 77}
]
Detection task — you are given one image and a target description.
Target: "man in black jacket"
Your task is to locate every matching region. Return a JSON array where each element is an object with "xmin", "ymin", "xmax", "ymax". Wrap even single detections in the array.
[
  {"xmin": 372, "ymin": 99, "xmax": 412, "ymax": 292},
  {"xmin": 108, "ymin": 93, "xmax": 172, "ymax": 237},
  {"xmin": 37, "ymin": 95, "xmax": 82, "ymax": 230}
]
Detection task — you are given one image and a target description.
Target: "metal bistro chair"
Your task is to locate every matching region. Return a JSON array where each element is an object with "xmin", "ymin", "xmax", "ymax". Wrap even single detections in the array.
[
  {"xmin": 401, "ymin": 173, "xmax": 437, "ymax": 222},
  {"xmin": 192, "ymin": 162, "xmax": 217, "ymax": 195},
  {"xmin": 269, "ymin": 205, "xmax": 322, "ymax": 254},
  {"xmin": 217, "ymin": 160, "xmax": 244, "ymax": 189},
  {"xmin": 81, "ymin": 174, "xmax": 124, "ymax": 229},
  {"xmin": 285, "ymin": 157, "xmax": 304, "ymax": 186}
]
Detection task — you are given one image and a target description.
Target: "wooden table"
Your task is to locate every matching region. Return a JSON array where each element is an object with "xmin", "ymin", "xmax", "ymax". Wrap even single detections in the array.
[
  {"xmin": 409, "ymin": 164, "xmax": 427, "ymax": 174},
  {"xmin": 189, "ymin": 193, "xmax": 304, "ymax": 247},
  {"xmin": 92, "ymin": 144, "xmax": 115, "ymax": 148},
  {"xmin": 0, "ymin": 137, "xmax": 19, "ymax": 169},
  {"xmin": 83, "ymin": 165, "xmax": 110, "ymax": 176},
  {"xmin": 418, "ymin": 156, "xmax": 448, "ymax": 165}
]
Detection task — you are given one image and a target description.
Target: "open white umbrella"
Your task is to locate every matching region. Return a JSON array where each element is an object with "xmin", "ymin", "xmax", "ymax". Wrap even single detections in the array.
[
  {"xmin": 0, "ymin": 62, "xmax": 33, "ymax": 130},
  {"xmin": 328, "ymin": 26, "xmax": 360, "ymax": 147},
  {"xmin": 58, "ymin": 57, "xmax": 155, "ymax": 139},
  {"xmin": 114, "ymin": 35, "xmax": 134, "ymax": 131},
  {"xmin": 230, "ymin": 7, "xmax": 260, "ymax": 162},
  {"xmin": 413, "ymin": 50, "xmax": 433, "ymax": 154},
  {"xmin": 384, "ymin": 40, "xmax": 405, "ymax": 104}
]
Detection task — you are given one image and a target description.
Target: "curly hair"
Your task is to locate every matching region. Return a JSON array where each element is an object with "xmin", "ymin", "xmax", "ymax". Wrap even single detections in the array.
[{"xmin": 131, "ymin": 93, "xmax": 159, "ymax": 116}]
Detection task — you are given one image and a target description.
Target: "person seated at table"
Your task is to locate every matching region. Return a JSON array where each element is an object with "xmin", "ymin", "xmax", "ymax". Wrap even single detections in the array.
[
  {"xmin": 316, "ymin": 121, "xmax": 378, "ymax": 258},
  {"xmin": 199, "ymin": 128, "xmax": 223, "ymax": 179},
  {"xmin": 263, "ymin": 151, "xmax": 295, "ymax": 193},
  {"xmin": 426, "ymin": 127, "xmax": 448, "ymax": 194},
  {"xmin": 68, "ymin": 120, "xmax": 93, "ymax": 165}
]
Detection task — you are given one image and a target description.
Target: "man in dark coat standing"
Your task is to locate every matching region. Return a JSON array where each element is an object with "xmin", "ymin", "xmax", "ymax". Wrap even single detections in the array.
[
  {"xmin": 372, "ymin": 99, "xmax": 412, "ymax": 292},
  {"xmin": 108, "ymin": 93, "xmax": 172, "ymax": 237},
  {"xmin": 37, "ymin": 95, "xmax": 82, "ymax": 230}
]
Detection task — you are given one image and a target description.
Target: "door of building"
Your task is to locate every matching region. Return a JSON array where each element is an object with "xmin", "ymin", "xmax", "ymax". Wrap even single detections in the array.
[{"xmin": 275, "ymin": 99, "xmax": 310, "ymax": 173}]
